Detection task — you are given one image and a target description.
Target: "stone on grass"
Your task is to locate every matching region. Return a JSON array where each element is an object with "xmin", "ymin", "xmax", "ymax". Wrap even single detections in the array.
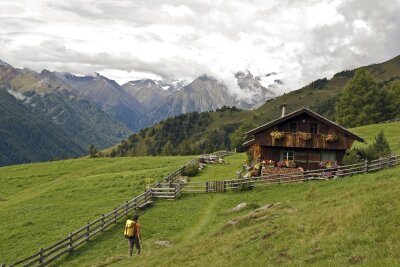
[
  {"xmin": 228, "ymin": 202, "xmax": 247, "ymax": 213},
  {"xmin": 255, "ymin": 203, "xmax": 274, "ymax": 212}
]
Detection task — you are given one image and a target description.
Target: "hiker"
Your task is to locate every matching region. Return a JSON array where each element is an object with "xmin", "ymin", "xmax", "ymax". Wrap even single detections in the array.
[{"xmin": 124, "ymin": 214, "xmax": 141, "ymax": 256}]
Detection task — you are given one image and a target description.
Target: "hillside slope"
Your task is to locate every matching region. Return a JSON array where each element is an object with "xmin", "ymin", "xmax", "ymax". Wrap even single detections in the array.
[
  {"xmin": 48, "ymin": 158, "xmax": 400, "ymax": 267},
  {"xmin": 1, "ymin": 122, "xmax": 399, "ymax": 266},
  {"xmin": 0, "ymin": 89, "xmax": 84, "ymax": 165},
  {"xmin": 0, "ymin": 62, "xmax": 136, "ymax": 166},
  {"xmin": 0, "ymin": 156, "xmax": 193, "ymax": 264}
]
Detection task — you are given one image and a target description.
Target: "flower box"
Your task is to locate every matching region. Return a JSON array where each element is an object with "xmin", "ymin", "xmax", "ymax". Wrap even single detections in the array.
[
  {"xmin": 323, "ymin": 133, "xmax": 338, "ymax": 142},
  {"xmin": 270, "ymin": 131, "xmax": 285, "ymax": 140},
  {"xmin": 297, "ymin": 131, "xmax": 312, "ymax": 141}
]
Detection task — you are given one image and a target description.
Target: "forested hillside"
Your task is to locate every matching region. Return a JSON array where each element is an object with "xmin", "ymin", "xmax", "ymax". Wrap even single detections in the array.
[
  {"xmin": 107, "ymin": 55, "xmax": 400, "ymax": 157},
  {"xmin": 0, "ymin": 88, "xmax": 130, "ymax": 166}
]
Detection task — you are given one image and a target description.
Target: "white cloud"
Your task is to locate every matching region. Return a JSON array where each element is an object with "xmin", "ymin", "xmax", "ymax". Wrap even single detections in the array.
[
  {"xmin": 0, "ymin": 0, "xmax": 399, "ymax": 97},
  {"xmin": 161, "ymin": 4, "xmax": 194, "ymax": 17}
]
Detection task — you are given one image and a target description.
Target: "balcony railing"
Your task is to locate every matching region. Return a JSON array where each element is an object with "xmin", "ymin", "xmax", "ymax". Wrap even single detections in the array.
[{"xmin": 269, "ymin": 132, "xmax": 348, "ymax": 150}]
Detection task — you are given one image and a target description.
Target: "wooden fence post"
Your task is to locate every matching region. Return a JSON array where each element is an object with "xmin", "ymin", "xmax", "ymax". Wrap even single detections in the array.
[
  {"xmin": 364, "ymin": 160, "xmax": 369, "ymax": 173},
  {"xmin": 125, "ymin": 201, "xmax": 129, "ymax": 216},
  {"xmin": 379, "ymin": 157, "xmax": 383, "ymax": 170},
  {"xmin": 223, "ymin": 180, "xmax": 226, "ymax": 192},
  {"xmin": 114, "ymin": 208, "xmax": 117, "ymax": 224},
  {"xmin": 205, "ymin": 181, "xmax": 209, "ymax": 193},
  {"xmin": 38, "ymin": 248, "xmax": 44, "ymax": 264},
  {"xmin": 337, "ymin": 166, "xmax": 342, "ymax": 177},
  {"xmin": 389, "ymin": 153, "xmax": 396, "ymax": 167},
  {"xmin": 68, "ymin": 233, "xmax": 73, "ymax": 252},
  {"xmin": 101, "ymin": 214, "xmax": 105, "ymax": 231},
  {"xmin": 86, "ymin": 221, "xmax": 90, "ymax": 241}
]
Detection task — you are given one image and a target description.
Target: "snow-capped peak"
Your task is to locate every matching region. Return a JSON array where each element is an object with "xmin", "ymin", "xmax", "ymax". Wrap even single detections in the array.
[{"xmin": 255, "ymin": 72, "xmax": 284, "ymax": 89}]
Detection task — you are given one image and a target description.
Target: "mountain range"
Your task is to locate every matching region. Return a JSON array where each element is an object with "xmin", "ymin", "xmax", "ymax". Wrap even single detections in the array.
[{"xmin": 0, "ymin": 59, "xmax": 281, "ymax": 165}]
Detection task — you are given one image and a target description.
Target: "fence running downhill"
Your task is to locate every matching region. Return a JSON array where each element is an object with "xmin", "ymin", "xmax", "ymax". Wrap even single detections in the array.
[
  {"xmin": 182, "ymin": 154, "xmax": 399, "ymax": 193},
  {"xmin": 5, "ymin": 151, "xmax": 396, "ymax": 267},
  {"xmin": 3, "ymin": 151, "xmax": 231, "ymax": 267},
  {"xmin": 6, "ymin": 190, "xmax": 153, "ymax": 267}
]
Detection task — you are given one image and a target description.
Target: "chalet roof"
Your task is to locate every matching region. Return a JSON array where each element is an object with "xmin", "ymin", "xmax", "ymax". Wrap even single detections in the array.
[
  {"xmin": 246, "ymin": 107, "xmax": 366, "ymax": 143},
  {"xmin": 242, "ymin": 138, "xmax": 256, "ymax": 147}
]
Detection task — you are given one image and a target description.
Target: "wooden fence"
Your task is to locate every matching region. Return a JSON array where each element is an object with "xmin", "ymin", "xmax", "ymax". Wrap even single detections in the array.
[
  {"xmin": 5, "ymin": 190, "xmax": 153, "ymax": 267},
  {"xmin": 2, "ymin": 153, "xmax": 397, "ymax": 266},
  {"xmin": 3, "ymin": 151, "xmax": 233, "ymax": 267},
  {"xmin": 150, "ymin": 183, "xmax": 182, "ymax": 200},
  {"xmin": 182, "ymin": 154, "xmax": 399, "ymax": 193}
]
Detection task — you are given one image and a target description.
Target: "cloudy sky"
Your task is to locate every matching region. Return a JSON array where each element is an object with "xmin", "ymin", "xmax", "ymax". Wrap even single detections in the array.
[{"xmin": 0, "ymin": 0, "xmax": 399, "ymax": 93}]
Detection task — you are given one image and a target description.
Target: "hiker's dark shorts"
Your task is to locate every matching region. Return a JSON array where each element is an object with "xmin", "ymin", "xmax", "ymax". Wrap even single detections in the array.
[{"xmin": 128, "ymin": 237, "xmax": 140, "ymax": 250}]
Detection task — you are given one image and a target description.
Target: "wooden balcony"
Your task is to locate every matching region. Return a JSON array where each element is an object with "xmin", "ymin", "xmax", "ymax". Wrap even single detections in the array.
[{"xmin": 267, "ymin": 132, "xmax": 352, "ymax": 150}]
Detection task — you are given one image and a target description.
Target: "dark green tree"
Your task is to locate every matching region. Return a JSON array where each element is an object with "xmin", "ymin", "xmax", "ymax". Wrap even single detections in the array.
[
  {"xmin": 179, "ymin": 139, "xmax": 193, "ymax": 155},
  {"xmin": 365, "ymin": 131, "xmax": 392, "ymax": 160},
  {"xmin": 335, "ymin": 69, "xmax": 391, "ymax": 127},
  {"xmin": 88, "ymin": 144, "xmax": 98, "ymax": 158},
  {"xmin": 230, "ymin": 123, "xmax": 256, "ymax": 152},
  {"xmin": 386, "ymin": 80, "xmax": 400, "ymax": 118},
  {"xmin": 161, "ymin": 141, "xmax": 174, "ymax": 156}
]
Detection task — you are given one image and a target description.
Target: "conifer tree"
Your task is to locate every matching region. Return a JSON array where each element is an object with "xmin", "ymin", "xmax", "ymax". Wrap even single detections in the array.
[
  {"xmin": 161, "ymin": 141, "xmax": 174, "ymax": 156},
  {"xmin": 366, "ymin": 131, "xmax": 392, "ymax": 159},
  {"xmin": 335, "ymin": 69, "xmax": 390, "ymax": 127},
  {"xmin": 230, "ymin": 123, "xmax": 256, "ymax": 152}
]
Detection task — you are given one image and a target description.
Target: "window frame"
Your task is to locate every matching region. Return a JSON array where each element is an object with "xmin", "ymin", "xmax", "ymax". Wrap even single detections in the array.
[
  {"xmin": 320, "ymin": 150, "xmax": 336, "ymax": 161},
  {"xmin": 281, "ymin": 150, "xmax": 294, "ymax": 161}
]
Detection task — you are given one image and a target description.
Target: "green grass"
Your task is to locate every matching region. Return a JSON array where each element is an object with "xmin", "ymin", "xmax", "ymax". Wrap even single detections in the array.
[
  {"xmin": 193, "ymin": 153, "xmax": 247, "ymax": 181},
  {"xmin": 350, "ymin": 121, "xmax": 400, "ymax": 154},
  {"xmin": 0, "ymin": 156, "xmax": 193, "ymax": 264},
  {"xmin": 1, "ymin": 121, "xmax": 400, "ymax": 266},
  {"xmin": 53, "ymin": 165, "xmax": 400, "ymax": 267}
]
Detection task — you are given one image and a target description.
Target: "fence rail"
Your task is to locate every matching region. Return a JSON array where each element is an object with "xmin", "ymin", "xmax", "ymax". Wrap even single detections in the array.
[
  {"xmin": 6, "ymin": 190, "xmax": 153, "ymax": 267},
  {"xmin": 4, "ymin": 151, "xmax": 234, "ymax": 267},
  {"xmin": 151, "ymin": 183, "xmax": 182, "ymax": 200},
  {"xmin": 182, "ymin": 154, "xmax": 399, "ymax": 193}
]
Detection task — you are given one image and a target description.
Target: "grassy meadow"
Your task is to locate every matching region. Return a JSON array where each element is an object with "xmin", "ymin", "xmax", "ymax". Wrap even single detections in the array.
[
  {"xmin": 0, "ymin": 156, "xmax": 193, "ymax": 264},
  {"xmin": 350, "ymin": 121, "xmax": 400, "ymax": 154},
  {"xmin": 0, "ymin": 121, "xmax": 399, "ymax": 266},
  {"xmin": 54, "ymin": 161, "xmax": 400, "ymax": 267}
]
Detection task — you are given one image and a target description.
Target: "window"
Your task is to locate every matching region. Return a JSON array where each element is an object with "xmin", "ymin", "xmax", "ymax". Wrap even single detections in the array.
[
  {"xmin": 310, "ymin": 123, "xmax": 318, "ymax": 134},
  {"xmin": 282, "ymin": 151, "xmax": 294, "ymax": 161},
  {"xmin": 321, "ymin": 151, "xmax": 336, "ymax": 161},
  {"xmin": 288, "ymin": 122, "xmax": 297, "ymax": 133}
]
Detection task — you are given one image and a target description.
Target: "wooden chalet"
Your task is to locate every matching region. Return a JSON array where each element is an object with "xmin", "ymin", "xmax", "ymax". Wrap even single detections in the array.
[{"xmin": 244, "ymin": 107, "xmax": 365, "ymax": 170}]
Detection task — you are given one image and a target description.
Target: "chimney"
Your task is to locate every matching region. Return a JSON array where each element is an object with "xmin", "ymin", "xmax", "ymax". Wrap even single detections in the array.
[{"xmin": 281, "ymin": 104, "xmax": 286, "ymax": 118}]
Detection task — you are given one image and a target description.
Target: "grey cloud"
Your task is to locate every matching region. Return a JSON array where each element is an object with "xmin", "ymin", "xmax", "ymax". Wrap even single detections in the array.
[{"xmin": 0, "ymin": 0, "xmax": 399, "ymax": 92}]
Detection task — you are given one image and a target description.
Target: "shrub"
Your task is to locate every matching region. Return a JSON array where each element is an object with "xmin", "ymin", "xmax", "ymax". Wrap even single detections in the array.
[
  {"xmin": 343, "ymin": 131, "xmax": 392, "ymax": 164},
  {"xmin": 181, "ymin": 163, "xmax": 200, "ymax": 177}
]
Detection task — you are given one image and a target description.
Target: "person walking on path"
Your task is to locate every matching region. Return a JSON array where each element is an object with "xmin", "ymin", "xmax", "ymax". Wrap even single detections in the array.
[{"xmin": 124, "ymin": 214, "xmax": 141, "ymax": 256}]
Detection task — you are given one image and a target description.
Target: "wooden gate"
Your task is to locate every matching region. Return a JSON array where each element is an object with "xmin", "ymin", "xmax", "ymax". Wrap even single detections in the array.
[{"xmin": 206, "ymin": 180, "xmax": 226, "ymax": 192}]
